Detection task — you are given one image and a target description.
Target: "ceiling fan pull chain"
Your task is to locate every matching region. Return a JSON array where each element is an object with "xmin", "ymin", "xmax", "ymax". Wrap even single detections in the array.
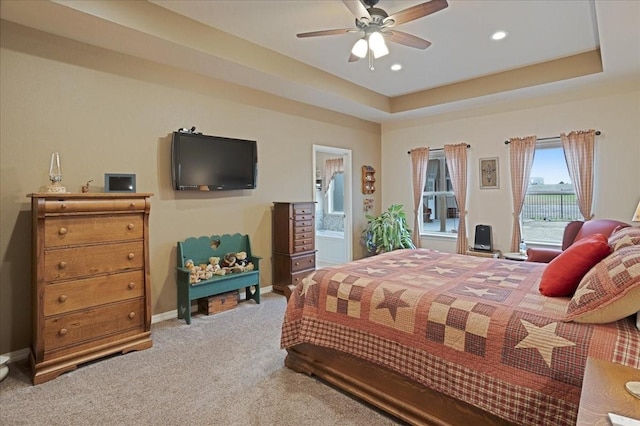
[{"xmin": 368, "ymin": 50, "xmax": 374, "ymax": 71}]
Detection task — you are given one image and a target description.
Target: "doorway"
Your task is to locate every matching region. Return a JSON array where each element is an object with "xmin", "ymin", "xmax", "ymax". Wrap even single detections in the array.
[{"xmin": 313, "ymin": 145, "xmax": 353, "ymax": 268}]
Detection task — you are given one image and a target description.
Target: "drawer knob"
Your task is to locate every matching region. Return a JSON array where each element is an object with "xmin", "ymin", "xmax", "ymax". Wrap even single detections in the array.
[
  {"xmin": 128, "ymin": 312, "xmax": 136, "ymax": 319},
  {"xmin": 294, "ymin": 262, "xmax": 300, "ymax": 266},
  {"xmin": 294, "ymin": 277, "xmax": 300, "ymax": 282},
  {"xmin": 128, "ymin": 282, "xmax": 135, "ymax": 289},
  {"xmin": 59, "ymin": 328, "xmax": 68, "ymax": 336},
  {"xmin": 128, "ymin": 253, "xmax": 135, "ymax": 260},
  {"xmin": 58, "ymin": 227, "xmax": 68, "ymax": 235},
  {"xmin": 58, "ymin": 261, "xmax": 67, "ymax": 269},
  {"xmin": 127, "ymin": 223, "xmax": 135, "ymax": 230},
  {"xmin": 309, "ymin": 259, "xmax": 314, "ymax": 263},
  {"xmin": 58, "ymin": 295, "xmax": 67, "ymax": 303},
  {"xmin": 60, "ymin": 204, "xmax": 67, "ymax": 210},
  {"xmin": 130, "ymin": 203, "xmax": 136, "ymax": 208}
]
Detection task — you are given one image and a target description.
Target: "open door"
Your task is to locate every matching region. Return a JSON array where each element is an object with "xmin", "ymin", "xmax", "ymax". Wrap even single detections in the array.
[{"xmin": 313, "ymin": 145, "xmax": 353, "ymax": 268}]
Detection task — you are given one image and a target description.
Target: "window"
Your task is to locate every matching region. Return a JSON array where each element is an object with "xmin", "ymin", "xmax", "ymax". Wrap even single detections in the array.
[
  {"xmin": 327, "ymin": 172, "xmax": 344, "ymax": 214},
  {"xmin": 422, "ymin": 153, "xmax": 458, "ymax": 234},
  {"xmin": 521, "ymin": 142, "xmax": 583, "ymax": 244}
]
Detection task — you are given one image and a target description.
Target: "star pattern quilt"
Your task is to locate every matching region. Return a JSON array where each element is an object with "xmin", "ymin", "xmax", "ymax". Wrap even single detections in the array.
[{"xmin": 281, "ymin": 249, "xmax": 639, "ymax": 425}]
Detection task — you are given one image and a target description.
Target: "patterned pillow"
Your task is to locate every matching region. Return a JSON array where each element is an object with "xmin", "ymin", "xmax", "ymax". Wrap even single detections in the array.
[
  {"xmin": 565, "ymin": 246, "xmax": 640, "ymax": 324},
  {"xmin": 608, "ymin": 226, "xmax": 640, "ymax": 251}
]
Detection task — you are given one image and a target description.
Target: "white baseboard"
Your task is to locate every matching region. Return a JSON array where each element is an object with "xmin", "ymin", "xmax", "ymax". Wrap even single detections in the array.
[
  {"xmin": 3, "ymin": 286, "xmax": 275, "ymax": 363},
  {"xmin": 1, "ymin": 347, "xmax": 30, "ymax": 363}
]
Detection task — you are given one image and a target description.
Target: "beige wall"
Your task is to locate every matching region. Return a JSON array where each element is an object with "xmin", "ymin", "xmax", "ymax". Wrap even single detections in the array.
[
  {"xmin": 382, "ymin": 85, "xmax": 640, "ymax": 254},
  {"xmin": 0, "ymin": 22, "xmax": 381, "ymax": 354}
]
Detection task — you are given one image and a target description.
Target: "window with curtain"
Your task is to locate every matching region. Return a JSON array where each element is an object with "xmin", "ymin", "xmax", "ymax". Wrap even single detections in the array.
[
  {"xmin": 422, "ymin": 152, "xmax": 458, "ymax": 234},
  {"xmin": 521, "ymin": 140, "xmax": 583, "ymax": 244},
  {"xmin": 327, "ymin": 172, "xmax": 344, "ymax": 214}
]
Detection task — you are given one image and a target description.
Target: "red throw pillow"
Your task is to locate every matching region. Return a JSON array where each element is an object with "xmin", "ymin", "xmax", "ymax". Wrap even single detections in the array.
[{"xmin": 539, "ymin": 233, "xmax": 611, "ymax": 297}]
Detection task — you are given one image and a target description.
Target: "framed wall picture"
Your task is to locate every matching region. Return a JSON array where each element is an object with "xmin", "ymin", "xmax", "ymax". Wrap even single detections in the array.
[{"xmin": 479, "ymin": 157, "xmax": 499, "ymax": 189}]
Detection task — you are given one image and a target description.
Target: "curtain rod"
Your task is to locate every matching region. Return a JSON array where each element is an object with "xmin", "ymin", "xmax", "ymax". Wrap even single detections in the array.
[
  {"xmin": 504, "ymin": 131, "xmax": 600, "ymax": 144},
  {"xmin": 407, "ymin": 144, "xmax": 470, "ymax": 154}
]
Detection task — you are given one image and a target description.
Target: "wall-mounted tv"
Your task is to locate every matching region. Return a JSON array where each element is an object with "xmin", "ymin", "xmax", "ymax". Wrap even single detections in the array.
[{"xmin": 171, "ymin": 131, "xmax": 257, "ymax": 191}]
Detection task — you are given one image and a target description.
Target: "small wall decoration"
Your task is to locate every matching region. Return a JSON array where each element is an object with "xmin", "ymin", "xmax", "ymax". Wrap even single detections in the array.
[
  {"xmin": 362, "ymin": 165, "xmax": 376, "ymax": 194},
  {"xmin": 479, "ymin": 157, "xmax": 499, "ymax": 189}
]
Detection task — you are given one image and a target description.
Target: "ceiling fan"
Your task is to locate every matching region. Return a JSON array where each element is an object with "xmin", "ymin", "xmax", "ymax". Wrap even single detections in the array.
[{"xmin": 296, "ymin": 0, "xmax": 449, "ymax": 70}]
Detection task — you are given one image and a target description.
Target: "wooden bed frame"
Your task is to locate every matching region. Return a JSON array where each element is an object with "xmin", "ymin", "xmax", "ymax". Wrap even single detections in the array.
[{"xmin": 285, "ymin": 343, "xmax": 515, "ymax": 426}]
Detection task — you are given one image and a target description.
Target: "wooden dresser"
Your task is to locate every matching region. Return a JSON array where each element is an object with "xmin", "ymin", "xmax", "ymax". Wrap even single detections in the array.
[
  {"xmin": 272, "ymin": 202, "xmax": 316, "ymax": 296},
  {"xmin": 29, "ymin": 193, "xmax": 153, "ymax": 384}
]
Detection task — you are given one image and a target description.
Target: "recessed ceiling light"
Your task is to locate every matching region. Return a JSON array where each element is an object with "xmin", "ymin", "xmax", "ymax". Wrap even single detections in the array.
[
  {"xmin": 491, "ymin": 31, "xmax": 508, "ymax": 41},
  {"xmin": 390, "ymin": 64, "xmax": 402, "ymax": 71}
]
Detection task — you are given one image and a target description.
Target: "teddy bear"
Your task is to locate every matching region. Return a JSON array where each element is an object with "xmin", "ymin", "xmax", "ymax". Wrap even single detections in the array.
[
  {"xmin": 236, "ymin": 251, "xmax": 249, "ymax": 267},
  {"xmin": 221, "ymin": 253, "xmax": 236, "ymax": 268},
  {"xmin": 184, "ymin": 259, "xmax": 200, "ymax": 283},
  {"xmin": 235, "ymin": 251, "xmax": 254, "ymax": 272},
  {"xmin": 208, "ymin": 256, "xmax": 226, "ymax": 276}
]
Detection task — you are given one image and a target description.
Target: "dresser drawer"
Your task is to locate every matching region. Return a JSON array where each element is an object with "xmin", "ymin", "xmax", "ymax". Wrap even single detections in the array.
[
  {"xmin": 293, "ymin": 204, "xmax": 314, "ymax": 215},
  {"xmin": 44, "ymin": 241, "xmax": 144, "ymax": 282},
  {"xmin": 294, "ymin": 225, "xmax": 314, "ymax": 235},
  {"xmin": 293, "ymin": 244, "xmax": 314, "ymax": 253},
  {"xmin": 43, "ymin": 299, "xmax": 145, "ymax": 351},
  {"xmin": 44, "ymin": 198, "xmax": 147, "ymax": 214},
  {"xmin": 294, "ymin": 220, "xmax": 313, "ymax": 228},
  {"xmin": 293, "ymin": 232, "xmax": 314, "ymax": 244},
  {"xmin": 45, "ymin": 214, "xmax": 143, "ymax": 248},
  {"xmin": 44, "ymin": 271, "xmax": 144, "ymax": 316},
  {"xmin": 291, "ymin": 253, "xmax": 315, "ymax": 272},
  {"xmin": 291, "ymin": 270, "xmax": 313, "ymax": 287}
]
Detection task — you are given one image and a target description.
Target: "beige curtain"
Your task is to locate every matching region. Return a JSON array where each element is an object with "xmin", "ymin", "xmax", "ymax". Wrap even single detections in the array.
[
  {"xmin": 323, "ymin": 158, "xmax": 343, "ymax": 193},
  {"xmin": 410, "ymin": 148, "xmax": 430, "ymax": 246},
  {"xmin": 444, "ymin": 143, "xmax": 469, "ymax": 254},
  {"xmin": 508, "ymin": 136, "xmax": 537, "ymax": 252},
  {"xmin": 561, "ymin": 130, "xmax": 596, "ymax": 220}
]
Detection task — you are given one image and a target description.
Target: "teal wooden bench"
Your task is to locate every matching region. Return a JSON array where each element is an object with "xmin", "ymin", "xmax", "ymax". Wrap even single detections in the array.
[{"xmin": 176, "ymin": 233, "xmax": 261, "ymax": 324}]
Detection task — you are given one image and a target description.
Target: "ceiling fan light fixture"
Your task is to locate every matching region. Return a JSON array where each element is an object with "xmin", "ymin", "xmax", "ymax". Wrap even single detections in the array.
[
  {"xmin": 368, "ymin": 31, "xmax": 389, "ymax": 58},
  {"xmin": 351, "ymin": 38, "xmax": 368, "ymax": 58}
]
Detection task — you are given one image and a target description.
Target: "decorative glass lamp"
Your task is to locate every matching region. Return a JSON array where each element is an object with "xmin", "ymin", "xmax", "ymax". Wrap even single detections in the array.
[{"xmin": 46, "ymin": 152, "xmax": 67, "ymax": 193}]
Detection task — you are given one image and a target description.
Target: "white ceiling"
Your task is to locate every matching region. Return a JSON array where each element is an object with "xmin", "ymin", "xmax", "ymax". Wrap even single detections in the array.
[
  {"xmin": 151, "ymin": 0, "xmax": 600, "ymax": 98},
  {"xmin": 1, "ymin": 0, "xmax": 639, "ymax": 123}
]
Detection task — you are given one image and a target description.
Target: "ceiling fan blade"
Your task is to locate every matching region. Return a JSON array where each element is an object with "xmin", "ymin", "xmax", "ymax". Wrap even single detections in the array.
[
  {"xmin": 297, "ymin": 29, "xmax": 353, "ymax": 38},
  {"xmin": 385, "ymin": 30, "xmax": 432, "ymax": 49},
  {"xmin": 386, "ymin": 0, "xmax": 448, "ymax": 27},
  {"xmin": 342, "ymin": 0, "xmax": 371, "ymax": 22},
  {"xmin": 348, "ymin": 53, "xmax": 361, "ymax": 62}
]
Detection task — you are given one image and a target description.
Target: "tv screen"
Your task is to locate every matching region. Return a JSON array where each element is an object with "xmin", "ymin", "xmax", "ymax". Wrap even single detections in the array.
[{"xmin": 171, "ymin": 131, "xmax": 257, "ymax": 191}]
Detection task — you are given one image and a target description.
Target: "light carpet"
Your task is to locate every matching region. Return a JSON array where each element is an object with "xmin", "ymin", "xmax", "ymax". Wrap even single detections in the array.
[{"xmin": 0, "ymin": 292, "xmax": 401, "ymax": 425}]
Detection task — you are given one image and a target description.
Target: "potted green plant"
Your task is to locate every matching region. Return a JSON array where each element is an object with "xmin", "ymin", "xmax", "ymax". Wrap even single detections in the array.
[{"xmin": 363, "ymin": 204, "xmax": 416, "ymax": 255}]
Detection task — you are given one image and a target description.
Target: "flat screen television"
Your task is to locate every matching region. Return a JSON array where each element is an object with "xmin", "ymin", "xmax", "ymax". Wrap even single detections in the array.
[{"xmin": 171, "ymin": 131, "xmax": 257, "ymax": 191}]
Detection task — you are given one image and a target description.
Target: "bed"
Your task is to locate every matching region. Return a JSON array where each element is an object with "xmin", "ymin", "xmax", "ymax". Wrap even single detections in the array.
[{"xmin": 281, "ymin": 245, "xmax": 640, "ymax": 425}]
